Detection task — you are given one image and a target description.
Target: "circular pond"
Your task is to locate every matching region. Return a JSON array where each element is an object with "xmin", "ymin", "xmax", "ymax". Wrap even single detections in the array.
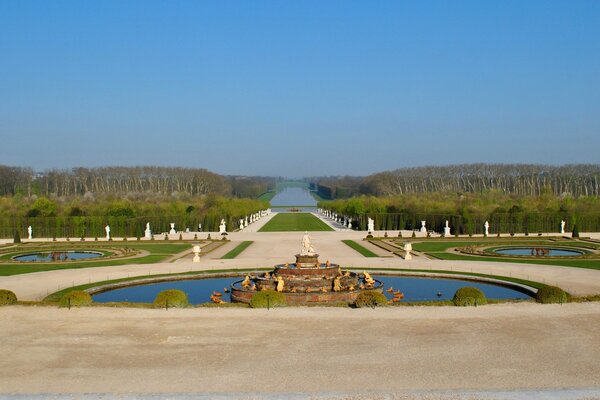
[
  {"xmin": 91, "ymin": 275, "xmax": 531, "ymax": 304},
  {"xmin": 493, "ymin": 247, "xmax": 584, "ymax": 257},
  {"xmin": 13, "ymin": 251, "xmax": 103, "ymax": 262}
]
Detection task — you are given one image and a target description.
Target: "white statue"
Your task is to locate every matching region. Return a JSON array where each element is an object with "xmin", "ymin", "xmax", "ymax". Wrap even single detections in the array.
[
  {"xmin": 560, "ymin": 220, "xmax": 566, "ymax": 234},
  {"xmin": 144, "ymin": 222, "xmax": 152, "ymax": 239},
  {"xmin": 198, "ymin": 223, "xmax": 202, "ymax": 232},
  {"xmin": 420, "ymin": 221, "xmax": 427, "ymax": 233},
  {"xmin": 105, "ymin": 225, "xmax": 110, "ymax": 240},
  {"xmin": 192, "ymin": 244, "xmax": 201, "ymax": 262},
  {"xmin": 347, "ymin": 219, "xmax": 352, "ymax": 229},
  {"xmin": 300, "ymin": 232, "xmax": 315, "ymax": 255},
  {"xmin": 367, "ymin": 217, "xmax": 375, "ymax": 233},
  {"xmin": 27, "ymin": 225, "xmax": 32, "ymax": 240},
  {"xmin": 484, "ymin": 221, "xmax": 490, "ymax": 236},
  {"xmin": 169, "ymin": 223, "xmax": 176, "ymax": 235},
  {"xmin": 240, "ymin": 219, "xmax": 244, "ymax": 230},
  {"xmin": 219, "ymin": 219, "xmax": 226, "ymax": 234},
  {"xmin": 444, "ymin": 220, "xmax": 451, "ymax": 236},
  {"xmin": 404, "ymin": 242, "xmax": 413, "ymax": 260}
]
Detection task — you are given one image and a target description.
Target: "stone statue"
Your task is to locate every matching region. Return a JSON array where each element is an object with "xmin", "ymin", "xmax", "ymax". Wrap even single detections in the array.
[
  {"xmin": 198, "ymin": 223, "xmax": 202, "ymax": 232},
  {"xmin": 333, "ymin": 276, "xmax": 342, "ymax": 292},
  {"xmin": 300, "ymin": 232, "xmax": 315, "ymax": 255},
  {"xmin": 560, "ymin": 220, "xmax": 566, "ymax": 234},
  {"xmin": 27, "ymin": 225, "xmax": 32, "ymax": 240},
  {"xmin": 240, "ymin": 219, "xmax": 244, "ymax": 230},
  {"xmin": 484, "ymin": 221, "xmax": 490, "ymax": 236},
  {"xmin": 420, "ymin": 221, "xmax": 427, "ymax": 233},
  {"xmin": 276, "ymin": 276, "xmax": 285, "ymax": 292},
  {"xmin": 105, "ymin": 225, "xmax": 110, "ymax": 240},
  {"xmin": 144, "ymin": 222, "xmax": 152, "ymax": 239},
  {"xmin": 242, "ymin": 275, "xmax": 251, "ymax": 289},
  {"xmin": 219, "ymin": 219, "xmax": 226, "ymax": 234},
  {"xmin": 404, "ymin": 242, "xmax": 412, "ymax": 260},
  {"xmin": 169, "ymin": 223, "xmax": 176, "ymax": 235},
  {"xmin": 367, "ymin": 217, "xmax": 375, "ymax": 233},
  {"xmin": 444, "ymin": 220, "xmax": 451, "ymax": 237},
  {"xmin": 192, "ymin": 244, "xmax": 201, "ymax": 262}
]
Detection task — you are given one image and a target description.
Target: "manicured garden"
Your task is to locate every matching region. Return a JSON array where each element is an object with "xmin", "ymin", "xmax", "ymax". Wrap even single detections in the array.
[{"xmin": 258, "ymin": 213, "xmax": 333, "ymax": 232}]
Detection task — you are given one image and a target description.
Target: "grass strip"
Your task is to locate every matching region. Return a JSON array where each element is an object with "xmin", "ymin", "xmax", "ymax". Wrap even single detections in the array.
[
  {"xmin": 342, "ymin": 240, "xmax": 378, "ymax": 257},
  {"xmin": 258, "ymin": 213, "xmax": 333, "ymax": 232},
  {"xmin": 221, "ymin": 241, "xmax": 253, "ymax": 259}
]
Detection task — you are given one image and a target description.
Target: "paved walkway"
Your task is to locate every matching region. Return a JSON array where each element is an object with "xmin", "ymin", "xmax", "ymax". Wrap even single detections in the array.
[{"xmin": 2, "ymin": 230, "xmax": 600, "ymax": 300}]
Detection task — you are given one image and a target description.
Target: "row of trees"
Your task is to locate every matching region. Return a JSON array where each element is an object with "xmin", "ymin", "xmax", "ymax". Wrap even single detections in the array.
[
  {"xmin": 0, "ymin": 165, "xmax": 276, "ymax": 198},
  {"xmin": 311, "ymin": 164, "xmax": 600, "ymax": 199},
  {"xmin": 0, "ymin": 195, "xmax": 268, "ymax": 239},
  {"xmin": 319, "ymin": 192, "xmax": 600, "ymax": 234}
]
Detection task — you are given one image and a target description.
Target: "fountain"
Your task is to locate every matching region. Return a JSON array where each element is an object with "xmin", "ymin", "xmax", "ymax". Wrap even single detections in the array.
[{"xmin": 230, "ymin": 233, "xmax": 383, "ymax": 305}]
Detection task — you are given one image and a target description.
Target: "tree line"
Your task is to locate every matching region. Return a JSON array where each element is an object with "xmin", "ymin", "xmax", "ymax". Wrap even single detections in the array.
[
  {"xmin": 312, "ymin": 164, "xmax": 600, "ymax": 199},
  {"xmin": 0, "ymin": 165, "xmax": 275, "ymax": 198}
]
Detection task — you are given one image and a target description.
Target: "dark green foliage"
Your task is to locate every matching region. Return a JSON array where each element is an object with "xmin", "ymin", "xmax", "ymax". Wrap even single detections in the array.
[
  {"xmin": 250, "ymin": 290, "xmax": 287, "ymax": 308},
  {"xmin": 60, "ymin": 290, "xmax": 93, "ymax": 307},
  {"xmin": 453, "ymin": 287, "xmax": 487, "ymax": 306},
  {"xmin": 153, "ymin": 289, "xmax": 189, "ymax": 308},
  {"xmin": 13, "ymin": 231, "xmax": 20, "ymax": 243},
  {"xmin": 572, "ymin": 225, "xmax": 579, "ymax": 238},
  {"xmin": 0, "ymin": 289, "xmax": 17, "ymax": 305},
  {"xmin": 536, "ymin": 286, "xmax": 568, "ymax": 304},
  {"xmin": 354, "ymin": 290, "xmax": 388, "ymax": 308}
]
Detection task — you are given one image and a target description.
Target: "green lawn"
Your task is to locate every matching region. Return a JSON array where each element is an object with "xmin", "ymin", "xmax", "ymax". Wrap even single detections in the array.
[
  {"xmin": 258, "ymin": 213, "xmax": 333, "ymax": 232},
  {"xmin": 221, "ymin": 241, "xmax": 253, "ymax": 259},
  {"xmin": 342, "ymin": 240, "xmax": 378, "ymax": 257}
]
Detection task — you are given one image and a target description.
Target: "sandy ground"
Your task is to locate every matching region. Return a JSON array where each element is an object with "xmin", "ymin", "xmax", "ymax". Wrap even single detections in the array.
[{"xmin": 1, "ymin": 303, "xmax": 600, "ymax": 396}]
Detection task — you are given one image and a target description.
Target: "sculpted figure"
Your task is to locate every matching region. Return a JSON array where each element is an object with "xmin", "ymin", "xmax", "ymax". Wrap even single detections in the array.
[
  {"xmin": 276, "ymin": 276, "xmax": 285, "ymax": 292},
  {"xmin": 333, "ymin": 276, "xmax": 342, "ymax": 292},
  {"xmin": 300, "ymin": 232, "xmax": 315, "ymax": 255},
  {"xmin": 242, "ymin": 275, "xmax": 251, "ymax": 289}
]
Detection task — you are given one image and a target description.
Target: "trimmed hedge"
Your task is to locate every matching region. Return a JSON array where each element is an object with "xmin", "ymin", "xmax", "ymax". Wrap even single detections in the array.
[
  {"xmin": 60, "ymin": 290, "xmax": 93, "ymax": 307},
  {"xmin": 250, "ymin": 290, "xmax": 287, "ymax": 308},
  {"xmin": 453, "ymin": 287, "xmax": 487, "ymax": 306},
  {"xmin": 354, "ymin": 290, "xmax": 388, "ymax": 308},
  {"xmin": 0, "ymin": 289, "xmax": 17, "ymax": 305},
  {"xmin": 536, "ymin": 285, "xmax": 568, "ymax": 304},
  {"xmin": 153, "ymin": 289, "xmax": 189, "ymax": 308}
]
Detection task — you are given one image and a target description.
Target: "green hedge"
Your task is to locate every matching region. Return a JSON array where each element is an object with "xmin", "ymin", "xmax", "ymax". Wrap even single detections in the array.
[
  {"xmin": 354, "ymin": 290, "xmax": 388, "ymax": 308},
  {"xmin": 250, "ymin": 290, "xmax": 287, "ymax": 308},
  {"xmin": 60, "ymin": 290, "xmax": 93, "ymax": 307},
  {"xmin": 536, "ymin": 286, "xmax": 568, "ymax": 304},
  {"xmin": 0, "ymin": 289, "xmax": 17, "ymax": 305},
  {"xmin": 453, "ymin": 287, "xmax": 487, "ymax": 306},
  {"xmin": 153, "ymin": 289, "xmax": 189, "ymax": 308}
]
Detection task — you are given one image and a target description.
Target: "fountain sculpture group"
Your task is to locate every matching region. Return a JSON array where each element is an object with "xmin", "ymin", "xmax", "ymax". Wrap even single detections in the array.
[{"xmin": 230, "ymin": 233, "xmax": 383, "ymax": 305}]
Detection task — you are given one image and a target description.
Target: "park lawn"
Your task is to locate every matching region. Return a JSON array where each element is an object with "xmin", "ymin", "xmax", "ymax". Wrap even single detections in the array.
[
  {"xmin": 221, "ymin": 241, "xmax": 253, "ymax": 259},
  {"xmin": 258, "ymin": 213, "xmax": 333, "ymax": 232},
  {"xmin": 342, "ymin": 240, "xmax": 378, "ymax": 257}
]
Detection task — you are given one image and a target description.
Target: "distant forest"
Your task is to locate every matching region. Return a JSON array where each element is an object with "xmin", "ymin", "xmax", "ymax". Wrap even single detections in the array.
[
  {"xmin": 311, "ymin": 164, "xmax": 600, "ymax": 199},
  {"xmin": 0, "ymin": 165, "xmax": 276, "ymax": 199}
]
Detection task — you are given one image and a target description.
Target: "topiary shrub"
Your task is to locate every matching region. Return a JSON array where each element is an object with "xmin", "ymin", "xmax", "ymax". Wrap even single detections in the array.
[
  {"xmin": 453, "ymin": 287, "xmax": 487, "ymax": 306},
  {"xmin": 153, "ymin": 289, "xmax": 189, "ymax": 308},
  {"xmin": 354, "ymin": 290, "xmax": 388, "ymax": 308},
  {"xmin": 0, "ymin": 289, "xmax": 17, "ymax": 306},
  {"xmin": 60, "ymin": 290, "xmax": 93, "ymax": 307},
  {"xmin": 572, "ymin": 225, "xmax": 579, "ymax": 238},
  {"xmin": 250, "ymin": 290, "xmax": 287, "ymax": 308},
  {"xmin": 536, "ymin": 286, "xmax": 568, "ymax": 304}
]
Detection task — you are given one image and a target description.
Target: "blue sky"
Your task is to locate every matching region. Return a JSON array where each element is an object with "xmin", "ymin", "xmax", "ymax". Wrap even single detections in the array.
[{"xmin": 0, "ymin": 1, "xmax": 598, "ymax": 177}]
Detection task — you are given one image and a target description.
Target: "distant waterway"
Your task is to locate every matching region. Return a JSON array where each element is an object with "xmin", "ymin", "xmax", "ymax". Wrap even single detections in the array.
[{"xmin": 270, "ymin": 187, "xmax": 317, "ymax": 212}]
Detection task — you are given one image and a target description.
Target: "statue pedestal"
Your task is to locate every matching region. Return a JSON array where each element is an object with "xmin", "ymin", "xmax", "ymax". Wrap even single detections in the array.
[
  {"xmin": 444, "ymin": 227, "xmax": 451, "ymax": 236},
  {"xmin": 295, "ymin": 253, "xmax": 320, "ymax": 269}
]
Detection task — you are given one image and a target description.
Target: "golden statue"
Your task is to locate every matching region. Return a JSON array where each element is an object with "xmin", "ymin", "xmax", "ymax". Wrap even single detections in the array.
[
  {"xmin": 326, "ymin": 260, "xmax": 331, "ymax": 267},
  {"xmin": 333, "ymin": 276, "xmax": 342, "ymax": 292},
  {"xmin": 250, "ymin": 284, "xmax": 257, "ymax": 291},
  {"xmin": 264, "ymin": 271, "xmax": 270, "ymax": 279},
  {"xmin": 241, "ymin": 275, "xmax": 251, "ymax": 288},
  {"xmin": 276, "ymin": 276, "xmax": 285, "ymax": 292},
  {"xmin": 320, "ymin": 287, "xmax": 327, "ymax": 292},
  {"xmin": 343, "ymin": 271, "xmax": 350, "ymax": 277},
  {"xmin": 363, "ymin": 271, "xmax": 375, "ymax": 286}
]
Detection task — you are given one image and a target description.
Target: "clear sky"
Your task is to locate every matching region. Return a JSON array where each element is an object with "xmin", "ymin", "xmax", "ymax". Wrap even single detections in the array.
[{"xmin": 1, "ymin": 1, "xmax": 598, "ymax": 177}]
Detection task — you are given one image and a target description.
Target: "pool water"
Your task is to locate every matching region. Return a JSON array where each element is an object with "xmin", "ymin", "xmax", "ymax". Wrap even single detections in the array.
[
  {"xmin": 91, "ymin": 275, "xmax": 531, "ymax": 304},
  {"xmin": 494, "ymin": 247, "xmax": 583, "ymax": 257},
  {"xmin": 14, "ymin": 251, "xmax": 103, "ymax": 262}
]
